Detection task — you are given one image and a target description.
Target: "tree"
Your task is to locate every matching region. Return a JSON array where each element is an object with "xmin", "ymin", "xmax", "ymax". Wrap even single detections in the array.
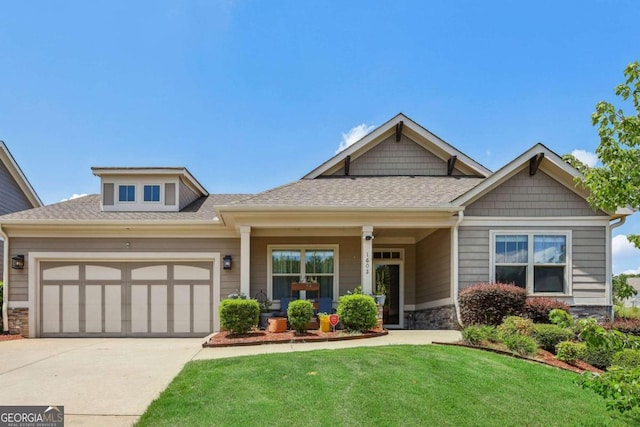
[
  {"xmin": 565, "ymin": 61, "xmax": 640, "ymax": 247},
  {"xmin": 612, "ymin": 274, "xmax": 638, "ymax": 305}
]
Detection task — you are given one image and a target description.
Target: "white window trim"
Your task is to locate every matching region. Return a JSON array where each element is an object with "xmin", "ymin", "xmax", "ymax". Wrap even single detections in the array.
[
  {"xmin": 267, "ymin": 244, "xmax": 339, "ymax": 302},
  {"xmin": 489, "ymin": 230, "xmax": 573, "ymax": 296},
  {"xmin": 142, "ymin": 184, "xmax": 162, "ymax": 204},
  {"xmin": 118, "ymin": 184, "xmax": 136, "ymax": 203}
]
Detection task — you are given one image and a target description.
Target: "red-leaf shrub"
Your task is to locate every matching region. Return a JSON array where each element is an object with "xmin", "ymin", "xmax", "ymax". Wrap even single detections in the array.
[
  {"xmin": 522, "ymin": 297, "xmax": 570, "ymax": 323},
  {"xmin": 604, "ymin": 318, "xmax": 640, "ymax": 336},
  {"xmin": 458, "ymin": 283, "xmax": 527, "ymax": 326}
]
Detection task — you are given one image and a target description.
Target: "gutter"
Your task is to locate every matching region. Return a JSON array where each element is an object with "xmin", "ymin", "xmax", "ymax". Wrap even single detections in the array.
[
  {"xmin": 452, "ymin": 211, "xmax": 464, "ymax": 327},
  {"xmin": 0, "ymin": 224, "xmax": 8, "ymax": 333}
]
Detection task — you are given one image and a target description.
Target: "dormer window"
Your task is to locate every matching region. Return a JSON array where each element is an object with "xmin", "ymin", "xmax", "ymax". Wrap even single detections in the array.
[
  {"xmin": 144, "ymin": 185, "xmax": 160, "ymax": 202},
  {"xmin": 118, "ymin": 185, "xmax": 136, "ymax": 202}
]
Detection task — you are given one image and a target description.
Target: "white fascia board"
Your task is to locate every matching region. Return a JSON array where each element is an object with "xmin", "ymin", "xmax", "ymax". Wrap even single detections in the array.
[
  {"xmin": 218, "ymin": 204, "xmax": 464, "ymax": 213},
  {"xmin": 0, "ymin": 218, "xmax": 222, "ymax": 226},
  {"xmin": 0, "ymin": 141, "xmax": 43, "ymax": 207},
  {"xmin": 303, "ymin": 113, "xmax": 492, "ymax": 179},
  {"xmin": 461, "ymin": 216, "xmax": 611, "ymax": 227}
]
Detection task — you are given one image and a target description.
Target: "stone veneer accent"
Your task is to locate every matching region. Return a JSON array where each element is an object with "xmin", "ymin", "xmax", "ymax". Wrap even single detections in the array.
[
  {"xmin": 569, "ymin": 305, "xmax": 612, "ymax": 322},
  {"xmin": 7, "ymin": 308, "xmax": 29, "ymax": 336},
  {"xmin": 405, "ymin": 305, "xmax": 459, "ymax": 330}
]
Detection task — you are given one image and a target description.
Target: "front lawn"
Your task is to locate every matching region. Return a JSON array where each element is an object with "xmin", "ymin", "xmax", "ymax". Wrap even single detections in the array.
[{"xmin": 137, "ymin": 345, "xmax": 640, "ymax": 426}]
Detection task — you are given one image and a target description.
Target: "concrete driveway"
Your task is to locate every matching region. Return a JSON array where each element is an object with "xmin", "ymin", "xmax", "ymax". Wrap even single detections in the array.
[
  {"xmin": 0, "ymin": 338, "xmax": 203, "ymax": 426},
  {"xmin": 0, "ymin": 331, "xmax": 461, "ymax": 426}
]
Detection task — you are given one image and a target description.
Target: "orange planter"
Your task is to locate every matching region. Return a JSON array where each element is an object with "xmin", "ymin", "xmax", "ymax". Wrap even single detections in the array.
[{"xmin": 268, "ymin": 317, "xmax": 287, "ymax": 333}]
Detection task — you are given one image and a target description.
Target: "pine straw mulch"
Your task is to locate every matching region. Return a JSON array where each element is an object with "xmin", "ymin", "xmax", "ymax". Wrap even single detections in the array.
[
  {"xmin": 434, "ymin": 341, "xmax": 603, "ymax": 374},
  {"xmin": 203, "ymin": 329, "xmax": 388, "ymax": 348}
]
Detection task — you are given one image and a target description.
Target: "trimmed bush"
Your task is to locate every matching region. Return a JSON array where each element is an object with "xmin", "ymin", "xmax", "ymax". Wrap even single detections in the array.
[
  {"xmin": 337, "ymin": 294, "xmax": 377, "ymax": 333},
  {"xmin": 611, "ymin": 349, "xmax": 640, "ymax": 369},
  {"xmin": 583, "ymin": 346, "xmax": 617, "ymax": 370},
  {"xmin": 556, "ymin": 341, "xmax": 586, "ymax": 363},
  {"xmin": 523, "ymin": 297, "xmax": 570, "ymax": 324},
  {"xmin": 458, "ymin": 283, "xmax": 527, "ymax": 326},
  {"xmin": 287, "ymin": 300, "xmax": 314, "ymax": 334},
  {"xmin": 497, "ymin": 316, "xmax": 535, "ymax": 339},
  {"xmin": 604, "ymin": 318, "xmax": 640, "ymax": 336},
  {"xmin": 549, "ymin": 309, "xmax": 575, "ymax": 329},
  {"xmin": 503, "ymin": 334, "xmax": 538, "ymax": 357},
  {"xmin": 219, "ymin": 298, "xmax": 259, "ymax": 335},
  {"xmin": 461, "ymin": 325, "xmax": 498, "ymax": 345},
  {"xmin": 531, "ymin": 324, "xmax": 574, "ymax": 353}
]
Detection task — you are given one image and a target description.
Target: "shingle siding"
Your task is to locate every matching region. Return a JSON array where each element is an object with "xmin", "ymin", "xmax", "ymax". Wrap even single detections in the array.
[
  {"xmin": 458, "ymin": 225, "xmax": 607, "ymax": 305},
  {"xmin": 465, "ymin": 168, "xmax": 605, "ymax": 217},
  {"xmin": 332, "ymin": 134, "xmax": 465, "ymax": 176},
  {"xmin": 415, "ymin": 229, "xmax": 451, "ymax": 304}
]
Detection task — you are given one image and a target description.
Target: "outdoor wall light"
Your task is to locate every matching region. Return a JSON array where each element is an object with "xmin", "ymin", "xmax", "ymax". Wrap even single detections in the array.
[
  {"xmin": 223, "ymin": 255, "xmax": 232, "ymax": 270},
  {"xmin": 11, "ymin": 255, "xmax": 25, "ymax": 270}
]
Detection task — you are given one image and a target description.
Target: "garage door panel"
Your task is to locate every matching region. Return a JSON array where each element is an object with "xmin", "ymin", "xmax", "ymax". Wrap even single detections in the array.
[
  {"xmin": 42, "ymin": 285, "xmax": 60, "ymax": 333},
  {"xmin": 150, "ymin": 285, "xmax": 168, "ymax": 333},
  {"xmin": 62, "ymin": 286, "xmax": 80, "ymax": 333},
  {"xmin": 173, "ymin": 285, "xmax": 191, "ymax": 333},
  {"xmin": 85, "ymin": 285, "xmax": 102, "ymax": 333},
  {"xmin": 193, "ymin": 285, "xmax": 211, "ymax": 333},
  {"xmin": 131, "ymin": 285, "xmax": 148, "ymax": 333},
  {"xmin": 104, "ymin": 285, "xmax": 122, "ymax": 333}
]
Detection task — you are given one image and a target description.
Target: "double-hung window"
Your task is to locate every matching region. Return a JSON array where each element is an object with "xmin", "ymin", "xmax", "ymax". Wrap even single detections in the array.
[
  {"xmin": 143, "ymin": 185, "xmax": 161, "ymax": 202},
  {"xmin": 492, "ymin": 231, "xmax": 570, "ymax": 294},
  {"xmin": 118, "ymin": 185, "xmax": 135, "ymax": 202},
  {"xmin": 271, "ymin": 248, "xmax": 335, "ymax": 300}
]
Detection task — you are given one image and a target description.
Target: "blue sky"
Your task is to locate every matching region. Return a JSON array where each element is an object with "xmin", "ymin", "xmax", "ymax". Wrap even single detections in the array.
[{"xmin": 1, "ymin": 1, "xmax": 639, "ymax": 273}]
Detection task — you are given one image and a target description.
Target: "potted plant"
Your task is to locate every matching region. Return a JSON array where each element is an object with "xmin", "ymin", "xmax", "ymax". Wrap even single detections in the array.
[
  {"xmin": 258, "ymin": 298, "xmax": 274, "ymax": 329},
  {"xmin": 318, "ymin": 312, "xmax": 331, "ymax": 332},
  {"xmin": 268, "ymin": 316, "xmax": 287, "ymax": 333}
]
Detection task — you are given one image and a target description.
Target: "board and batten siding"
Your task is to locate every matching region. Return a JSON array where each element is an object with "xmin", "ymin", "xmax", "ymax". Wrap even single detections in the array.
[
  {"xmin": 415, "ymin": 228, "xmax": 451, "ymax": 305},
  {"xmin": 7, "ymin": 237, "xmax": 240, "ymax": 302},
  {"xmin": 330, "ymin": 134, "xmax": 465, "ymax": 177},
  {"xmin": 458, "ymin": 226, "xmax": 607, "ymax": 305},
  {"xmin": 465, "ymin": 168, "xmax": 607, "ymax": 217}
]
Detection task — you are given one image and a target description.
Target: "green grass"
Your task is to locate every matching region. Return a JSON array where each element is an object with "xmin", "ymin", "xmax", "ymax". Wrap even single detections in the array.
[
  {"xmin": 615, "ymin": 304, "xmax": 640, "ymax": 319},
  {"xmin": 137, "ymin": 345, "xmax": 640, "ymax": 427}
]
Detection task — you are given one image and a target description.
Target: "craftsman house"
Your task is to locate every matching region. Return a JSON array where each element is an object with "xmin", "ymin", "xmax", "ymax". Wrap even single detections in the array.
[{"xmin": 0, "ymin": 114, "xmax": 629, "ymax": 337}]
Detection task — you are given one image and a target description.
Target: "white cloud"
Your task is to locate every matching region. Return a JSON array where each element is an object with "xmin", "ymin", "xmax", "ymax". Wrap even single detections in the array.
[
  {"xmin": 336, "ymin": 123, "xmax": 376, "ymax": 153},
  {"xmin": 612, "ymin": 234, "xmax": 640, "ymax": 256},
  {"xmin": 571, "ymin": 149, "xmax": 598, "ymax": 167},
  {"xmin": 623, "ymin": 267, "xmax": 640, "ymax": 275},
  {"xmin": 60, "ymin": 193, "xmax": 88, "ymax": 202}
]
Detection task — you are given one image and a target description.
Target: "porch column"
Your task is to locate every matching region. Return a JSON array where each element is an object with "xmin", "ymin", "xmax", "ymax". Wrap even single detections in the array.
[
  {"xmin": 240, "ymin": 225, "xmax": 251, "ymax": 297},
  {"xmin": 361, "ymin": 225, "xmax": 374, "ymax": 294}
]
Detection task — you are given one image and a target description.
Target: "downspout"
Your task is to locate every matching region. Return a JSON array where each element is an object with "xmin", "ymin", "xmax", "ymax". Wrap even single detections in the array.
[
  {"xmin": 0, "ymin": 224, "xmax": 9, "ymax": 333},
  {"xmin": 609, "ymin": 216, "xmax": 627, "ymax": 319},
  {"xmin": 452, "ymin": 211, "xmax": 464, "ymax": 327}
]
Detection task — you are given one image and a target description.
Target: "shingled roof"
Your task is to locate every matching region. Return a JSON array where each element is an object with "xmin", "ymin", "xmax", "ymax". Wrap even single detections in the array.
[
  {"xmin": 222, "ymin": 176, "xmax": 484, "ymax": 210},
  {"xmin": 0, "ymin": 193, "xmax": 252, "ymax": 222}
]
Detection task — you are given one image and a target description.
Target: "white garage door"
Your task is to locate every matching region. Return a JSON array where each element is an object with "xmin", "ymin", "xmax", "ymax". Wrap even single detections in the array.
[{"xmin": 40, "ymin": 262, "xmax": 214, "ymax": 337}]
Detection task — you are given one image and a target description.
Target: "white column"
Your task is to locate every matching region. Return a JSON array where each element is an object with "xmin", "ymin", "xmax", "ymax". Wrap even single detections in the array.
[
  {"xmin": 240, "ymin": 225, "xmax": 251, "ymax": 297},
  {"xmin": 361, "ymin": 225, "xmax": 374, "ymax": 294}
]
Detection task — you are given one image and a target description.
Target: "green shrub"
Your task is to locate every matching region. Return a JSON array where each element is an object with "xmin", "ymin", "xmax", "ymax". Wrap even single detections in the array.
[
  {"xmin": 549, "ymin": 309, "xmax": 575, "ymax": 329},
  {"xmin": 503, "ymin": 334, "xmax": 538, "ymax": 357},
  {"xmin": 458, "ymin": 283, "xmax": 527, "ymax": 326},
  {"xmin": 531, "ymin": 324, "xmax": 574, "ymax": 353},
  {"xmin": 523, "ymin": 297, "xmax": 570, "ymax": 323},
  {"xmin": 497, "ymin": 316, "xmax": 534, "ymax": 338},
  {"xmin": 578, "ymin": 367, "xmax": 640, "ymax": 413},
  {"xmin": 614, "ymin": 305, "xmax": 640, "ymax": 319},
  {"xmin": 604, "ymin": 318, "xmax": 640, "ymax": 336},
  {"xmin": 556, "ymin": 341, "xmax": 586, "ymax": 363},
  {"xmin": 337, "ymin": 294, "xmax": 377, "ymax": 333},
  {"xmin": 584, "ymin": 346, "xmax": 617, "ymax": 370},
  {"xmin": 461, "ymin": 325, "xmax": 498, "ymax": 345},
  {"xmin": 611, "ymin": 349, "xmax": 640, "ymax": 369},
  {"xmin": 219, "ymin": 298, "xmax": 259, "ymax": 335},
  {"xmin": 287, "ymin": 300, "xmax": 314, "ymax": 334}
]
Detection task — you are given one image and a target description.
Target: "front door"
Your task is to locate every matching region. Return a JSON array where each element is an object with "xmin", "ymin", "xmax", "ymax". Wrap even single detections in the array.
[{"xmin": 374, "ymin": 262, "xmax": 402, "ymax": 328}]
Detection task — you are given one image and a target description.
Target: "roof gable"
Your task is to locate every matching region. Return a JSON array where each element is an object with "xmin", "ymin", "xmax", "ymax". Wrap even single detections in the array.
[
  {"xmin": 304, "ymin": 113, "xmax": 492, "ymax": 179},
  {"xmin": 0, "ymin": 141, "xmax": 42, "ymax": 209}
]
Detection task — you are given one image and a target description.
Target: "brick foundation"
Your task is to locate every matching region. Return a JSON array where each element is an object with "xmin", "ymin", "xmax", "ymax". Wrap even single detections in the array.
[
  {"xmin": 7, "ymin": 308, "xmax": 29, "ymax": 336},
  {"xmin": 405, "ymin": 304, "xmax": 459, "ymax": 330}
]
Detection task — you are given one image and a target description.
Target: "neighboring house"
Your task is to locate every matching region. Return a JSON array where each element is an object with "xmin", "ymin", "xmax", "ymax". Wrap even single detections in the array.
[
  {"xmin": 0, "ymin": 114, "xmax": 631, "ymax": 337},
  {"xmin": 624, "ymin": 277, "xmax": 640, "ymax": 308},
  {"xmin": 0, "ymin": 141, "xmax": 42, "ymax": 332}
]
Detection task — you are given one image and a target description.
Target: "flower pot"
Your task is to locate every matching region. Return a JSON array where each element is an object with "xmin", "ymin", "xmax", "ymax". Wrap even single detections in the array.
[
  {"xmin": 268, "ymin": 317, "xmax": 287, "ymax": 333},
  {"xmin": 259, "ymin": 312, "xmax": 275, "ymax": 330},
  {"xmin": 319, "ymin": 316, "xmax": 331, "ymax": 332},
  {"xmin": 374, "ymin": 294, "xmax": 386, "ymax": 306}
]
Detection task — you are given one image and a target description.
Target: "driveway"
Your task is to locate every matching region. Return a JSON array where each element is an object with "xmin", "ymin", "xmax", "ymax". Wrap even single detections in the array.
[
  {"xmin": 0, "ymin": 331, "xmax": 461, "ymax": 426},
  {"xmin": 0, "ymin": 338, "xmax": 203, "ymax": 426}
]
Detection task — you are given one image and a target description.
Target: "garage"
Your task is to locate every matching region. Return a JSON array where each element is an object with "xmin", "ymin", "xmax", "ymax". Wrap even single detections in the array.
[{"xmin": 39, "ymin": 261, "xmax": 215, "ymax": 337}]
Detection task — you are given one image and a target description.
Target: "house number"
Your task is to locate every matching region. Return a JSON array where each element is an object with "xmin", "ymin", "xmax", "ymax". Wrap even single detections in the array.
[{"xmin": 365, "ymin": 253, "xmax": 370, "ymax": 274}]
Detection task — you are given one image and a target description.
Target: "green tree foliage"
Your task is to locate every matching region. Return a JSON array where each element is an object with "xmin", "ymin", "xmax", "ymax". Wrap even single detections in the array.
[
  {"xmin": 563, "ymin": 61, "xmax": 640, "ymax": 247},
  {"xmin": 613, "ymin": 274, "xmax": 638, "ymax": 305}
]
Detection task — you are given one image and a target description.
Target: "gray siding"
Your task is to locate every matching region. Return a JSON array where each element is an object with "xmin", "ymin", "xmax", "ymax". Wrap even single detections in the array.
[
  {"xmin": 179, "ymin": 181, "xmax": 199, "ymax": 210},
  {"xmin": 331, "ymin": 134, "xmax": 465, "ymax": 176},
  {"xmin": 458, "ymin": 225, "xmax": 607, "ymax": 305},
  {"xmin": 415, "ymin": 229, "xmax": 451, "ymax": 304},
  {"xmin": 0, "ymin": 160, "xmax": 33, "ymax": 215},
  {"xmin": 466, "ymin": 168, "xmax": 605, "ymax": 217},
  {"xmin": 165, "ymin": 183, "xmax": 176, "ymax": 206},
  {"xmin": 103, "ymin": 183, "xmax": 114, "ymax": 206},
  {"xmin": 7, "ymin": 237, "xmax": 240, "ymax": 302},
  {"xmin": 0, "ymin": 240, "xmax": 3, "ymax": 282}
]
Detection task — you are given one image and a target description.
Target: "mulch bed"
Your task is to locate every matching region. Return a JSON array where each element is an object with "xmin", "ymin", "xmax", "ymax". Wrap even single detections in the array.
[
  {"xmin": 203, "ymin": 329, "xmax": 388, "ymax": 348},
  {"xmin": 0, "ymin": 334, "xmax": 24, "ymax": 342},
  {"xmin": 434, "ymin": 341, "xmax": 603, "ymax": 374}
]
